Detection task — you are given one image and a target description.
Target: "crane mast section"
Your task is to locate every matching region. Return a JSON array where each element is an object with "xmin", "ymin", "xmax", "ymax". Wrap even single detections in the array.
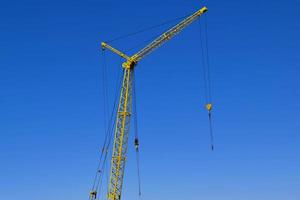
[
  {"xmin": 131, "ymin": 6, "xmax": 208, "ymax": 63},
  {"xmin": 108, "ymin": 68, "xmax": 133, "ymax": 200}
]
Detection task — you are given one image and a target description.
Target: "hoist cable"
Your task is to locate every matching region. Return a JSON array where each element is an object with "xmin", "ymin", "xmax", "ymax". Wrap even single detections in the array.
[
  {"xmin": 106, "ymin": 14, "xmax": 190, "ymax": 43},
  {"xmin": 199, "ymin": 16, "xmax": 215, "ymax": 151},
  {"xmin": 199, "ymin": 20, "xmax": 209, "ymax": 104},
  {"xmin": 89, "ymin": 51, "xmax": 108, "ymax": 200},
  {"xmin": 204, "ymin": 15, "xmax": 215, "ymax": 151},
  {"xmin": 133, "ymin": 71, "xmax": 142, "ymax": 199},
  {"xmin": 95, "ymin": 60, "xmax": 124, "ymax": 192},
  {"xmin": 133, "ymin": 71, "xmax": 139, "ymax": 140},
  {"xmin": 89, "ymin": 51, "xmax": 123, "ymax": 200},
  {"xmin": 91, "ymin": 66, "xmax": 125, "ymax": 199},
  {"xmin": 135, "ymin": 151, "xmax": 142, "ymax": 198},
  {"xmin": 91, "ymin": 50, "xmax": 109, "ymax": 192},
  {"xmin": 95, "ymin": 146, "xmax": 109, "ymax": 196},
  {"xmin": 204, "ymin": 15, "xmax": 212, "ymax": 101},
  {"xmin": 208, "ymin": 112, "xmax": 214, "ymax": 151}
]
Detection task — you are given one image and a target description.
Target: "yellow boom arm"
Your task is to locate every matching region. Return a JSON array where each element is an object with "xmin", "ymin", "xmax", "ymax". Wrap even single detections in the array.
[
  {"xmin": 102, "ymin": 6, "xmax": 207, "ymax": 69},
  {"xmin": 100, "ymin": 6, "xmax": 208, "ymax": 200}
]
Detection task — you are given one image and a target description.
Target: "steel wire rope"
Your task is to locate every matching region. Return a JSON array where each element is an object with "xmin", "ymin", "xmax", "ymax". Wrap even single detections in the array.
[
  {"xmin": 199, "ymin": 16, "xmax": 215, "ymax": 151},
  {"xmin": 204, "ymin": 15, "xmax": 212, "ymax": 102},
  {"xmin": 94, "ymin": 58, "xmax": 124, "ymax": 197},
  {"xmin": 90, "ymin": 52, "xmax": 123, "ymax": 200},
  {"xmin": 90, "ymin": 50, "xmax": 109, "ymax": 196},
  {"xmin": 199, "ymin": 20, "xmax": 209, "ymax": 104},
  {"xmin": 133, "ymin": 71, "xmax": 142, "ymax": 199},
  {"xmin": 105, "ymin": 15, "xmax": 189, "ymax": 62},
  {"xmin": 123, "ymin": 17, "xmax": 186, "ymax": 63},
  {"xmin": 105, "ymin": 14, "xmax": 190, "ymax": 44},
  {"xmin": 204, "ymin": 15, "xmax": 215, "ymax": 151}
]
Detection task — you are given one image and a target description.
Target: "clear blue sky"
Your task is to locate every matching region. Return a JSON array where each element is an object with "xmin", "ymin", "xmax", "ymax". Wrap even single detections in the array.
[{"xmin": 1, "ymin": 0, "xmax": 300, "ymax": 200}]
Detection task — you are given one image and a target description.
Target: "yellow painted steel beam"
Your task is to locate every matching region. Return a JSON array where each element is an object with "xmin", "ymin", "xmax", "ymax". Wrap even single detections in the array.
[
  {"xmin": 107, "ymin": 68, "xmax": 133, "ymax": 200},
  {"xmin": 101, "ymin": 42, "xmax": 131, "ymax": 61},
  {"xmin": 131, "ymin": 6, "xmax": 207, "ymax": 62},
  {"xmin": 101, "ymin": 6, "xmax": 207, "ymax": 69}
]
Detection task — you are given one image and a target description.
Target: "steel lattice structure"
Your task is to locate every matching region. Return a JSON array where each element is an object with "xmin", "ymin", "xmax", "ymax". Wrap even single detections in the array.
[
  {"xmin": 108, "ymin": 68, "xmax": 133, "ymax": 200},
  {"xmin": 100, "ymin": 6, "xmax": 208, "ymax": 200}
]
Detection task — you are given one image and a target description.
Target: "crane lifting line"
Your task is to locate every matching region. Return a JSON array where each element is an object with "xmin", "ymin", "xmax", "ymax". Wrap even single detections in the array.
[
  {"xmin": 199, "ymin": 15, "xmax": 215, "ymax": 151},
  {"xmin": 133, "ymin": 71, "xmax": 142, "ymax": 198},
  {"xmin": 89, "ymin": 53, "xmax": 123, "ymax": 200}
]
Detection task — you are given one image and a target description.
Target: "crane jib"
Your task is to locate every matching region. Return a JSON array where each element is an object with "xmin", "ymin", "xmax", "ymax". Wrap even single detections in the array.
[{"xmin": 101, "ymin": 6, "xmax": 207, "ymax": 70}]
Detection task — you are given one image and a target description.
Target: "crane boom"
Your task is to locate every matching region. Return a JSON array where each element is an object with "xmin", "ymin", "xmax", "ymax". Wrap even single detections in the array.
[
  {"xmin": 102, "ymin": 6, "xmax": 207, "ymax": 69},
  {"xmin": 101, "ymin": 6, "xmax": 208, "ymax": 200},
  {"xmin": 132, "ymin": 6, "xmax": 207, "ymax": 62}
]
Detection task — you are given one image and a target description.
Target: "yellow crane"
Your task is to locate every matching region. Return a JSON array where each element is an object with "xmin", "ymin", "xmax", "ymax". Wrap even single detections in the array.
[{"xmin": 91, "ymin": 5, "xmax": 209, "ymax": 200}]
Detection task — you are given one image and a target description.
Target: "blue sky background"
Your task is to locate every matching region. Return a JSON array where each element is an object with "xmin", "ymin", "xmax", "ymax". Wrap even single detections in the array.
[{"xmin": 1, "ymin": 0, "xmax": 300, "ymax": 200}]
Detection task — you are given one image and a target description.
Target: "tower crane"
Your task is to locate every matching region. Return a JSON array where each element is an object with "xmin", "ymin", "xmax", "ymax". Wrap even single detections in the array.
[{"xmin": 91, "ymin": 5, "xmax": 209, "ymax": 200}]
